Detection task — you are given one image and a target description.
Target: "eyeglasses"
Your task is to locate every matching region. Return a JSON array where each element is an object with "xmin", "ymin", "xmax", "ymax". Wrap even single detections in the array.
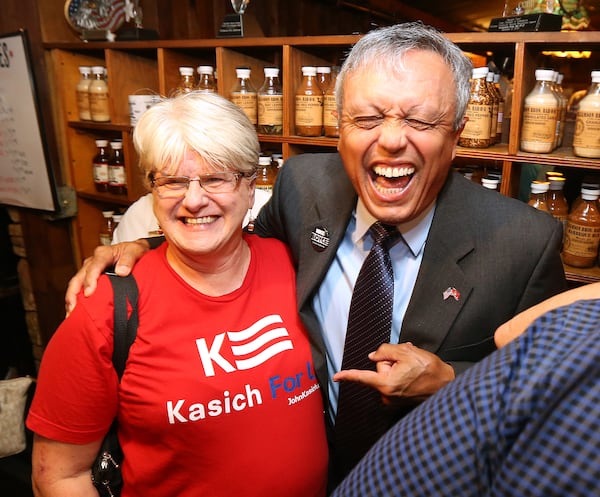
[{"xmin": 150, "ymin": 171, "xmax": 255, "ymax": 198}]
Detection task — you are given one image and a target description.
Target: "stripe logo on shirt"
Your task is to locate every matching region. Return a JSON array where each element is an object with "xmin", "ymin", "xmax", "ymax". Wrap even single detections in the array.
[{"xmin": 196, "ymin": 314, "xmax": 293, "ymax": 377}]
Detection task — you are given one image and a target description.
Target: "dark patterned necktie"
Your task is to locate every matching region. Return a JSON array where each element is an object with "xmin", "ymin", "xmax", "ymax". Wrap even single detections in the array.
[{"xmin": 334, "ymin": 221, "xmax": 400, "ymax": 480}]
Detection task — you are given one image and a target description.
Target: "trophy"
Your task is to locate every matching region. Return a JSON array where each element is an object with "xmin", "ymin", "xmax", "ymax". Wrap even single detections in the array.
[
  {"xmin": 231, "ymin": 0, "xmax": 250, "ymax": 15},
  {"xmin": 218, "ymin": 0, "xmax": 262, "ymax": 38}
]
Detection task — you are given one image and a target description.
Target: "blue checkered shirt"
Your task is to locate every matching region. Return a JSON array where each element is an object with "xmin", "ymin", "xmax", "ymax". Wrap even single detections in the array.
[{"xmin": 331, "ymin": 298, "xmax": 600, "ymax": 496}]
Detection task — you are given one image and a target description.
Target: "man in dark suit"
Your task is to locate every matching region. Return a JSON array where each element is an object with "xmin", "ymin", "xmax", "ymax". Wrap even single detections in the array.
[{"xmin": 65, "ymin": 22, "xmax": 567, "ymax": 486}]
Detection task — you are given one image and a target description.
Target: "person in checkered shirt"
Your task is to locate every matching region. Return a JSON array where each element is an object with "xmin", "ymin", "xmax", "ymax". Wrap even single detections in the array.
[{"xmin": 332, "ymin": 290, "xmax": 600, "ymax": 497}]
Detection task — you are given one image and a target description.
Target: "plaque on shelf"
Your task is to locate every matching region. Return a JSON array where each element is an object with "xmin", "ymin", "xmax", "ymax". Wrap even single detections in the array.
[
  {"xmin": 217, "ymin": 13, "xmax": 244, "ymax": 38},
  {"xmin": 488, "ymin": 13, "xmax": 563, "ymax": 32}
]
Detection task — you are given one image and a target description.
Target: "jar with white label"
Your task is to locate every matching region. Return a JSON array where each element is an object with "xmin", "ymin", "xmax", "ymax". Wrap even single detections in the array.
[
  {"xmin": 459, "ymin": 67, "xmax": 493, "ymax": 148},
  {"xmin": 76, "ymin": 66, "xmax": 92, "ymax": 121},
  {"xmin": 230, "ymin": 67, "xmax": 257, "ymax": 127},
  {"xmin": 573, "ymin": 71, "xmax": 600, "ymax": 158},
  {"xmin": 520, "ymin": 69, "xmax": 559, "ymax": 153},
  {"xmin": 89, "ymin": 66, "xmax": 110, "ymax": 122},
  {"xmin": 295, "ymin": 66, "xmax": 323, "ymax": 137},
  {"xmin": 257, "ymin": 67, "xmax": 283, "ymax": 135}
]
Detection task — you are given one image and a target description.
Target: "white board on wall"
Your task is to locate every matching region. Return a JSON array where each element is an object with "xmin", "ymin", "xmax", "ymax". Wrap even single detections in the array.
[{"xmin": 0, "ymin": 30, "xmax": 58, "ymax": 212}]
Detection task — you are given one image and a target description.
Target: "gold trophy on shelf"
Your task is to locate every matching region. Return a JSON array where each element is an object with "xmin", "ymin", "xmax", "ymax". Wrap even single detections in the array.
[{"xmin": 218, "ymin": 0, "xmax": 263, "ymax": 38}]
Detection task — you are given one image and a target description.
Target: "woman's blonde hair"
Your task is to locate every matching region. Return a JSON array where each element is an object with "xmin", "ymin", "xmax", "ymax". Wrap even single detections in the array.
[{"xmin": 133, "ymin": 91, "xmax": 260, "ymax": 188}]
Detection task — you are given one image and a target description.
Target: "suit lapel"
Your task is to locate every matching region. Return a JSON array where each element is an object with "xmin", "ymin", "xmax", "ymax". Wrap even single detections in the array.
[
  {"xmin": 400, "ymin": 173, "xmax": 475, "ymax": 352},
  {"xmin": 296, "ymin": 158, "xmax": 357, "ymax": 312}
]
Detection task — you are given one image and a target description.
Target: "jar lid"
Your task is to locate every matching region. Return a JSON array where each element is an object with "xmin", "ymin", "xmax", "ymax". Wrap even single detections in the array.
[
  {"xmin": 95, "ymin": 139, "xmax": 109, "ymax": 146},
  {"xmin": 581, "ymin": 188, "xmax": 600, "ymax": 200},
  {"xmin": 102, "ymin": 210, "xmax": 115, "ymax": 217},
  {"xmin": 317, "ymin": 66, "xmax": 331, "ymax": 74},
  {"xmin": 481, "ymin": 177, "xmax": 499, "ymax": 189},
  {"xmin": 197, "ymin": 65, "xmax": 214, "ymax": 74},
  {"xmin": 263, "ymin": 67, "xmax": 280, "ymax": 77},
  {"xmin": 535, "ymin": 69, "xmax": 555, "ymax": 81},
  {"xmin": 258, "ymin": 156, "xmax": 272, "ymax": 165},
  {"xmin": 302, "ymin": 66, "xmax": 317, "ymax": 76},
  {"xmin": 179, "ymin": 66, "xmax": 194, "ymax": 76},
  {"xmin": 110, "ymin": 141, "xmax": 123, "ymax": 149},
  {"xmin": 549, "ymin": 177, "xmax": 566, "ymax": 189},
  {"xmin": 236, "ymin": 68, "xmax": 251, "ymax": 78},
  {"xmin": 91, "ymin": 66, "xmax": 105, "ymax": 74},
  {"xmin": 471, "ymin": 67, "xmax": 488, "ymax": 79},
  {"xmin": 79, "ymin": 66, "xmax": 91, "ymax": 74},
  {"xmin": 530, "ymin": 181, "xmax": 550, "ymax": 193}
]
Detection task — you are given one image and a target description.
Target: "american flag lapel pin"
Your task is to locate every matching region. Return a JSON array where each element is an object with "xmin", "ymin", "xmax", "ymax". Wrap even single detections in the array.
[{"xmin": 443, "ymin": 286, "xmax": 460, "ymax": 301}]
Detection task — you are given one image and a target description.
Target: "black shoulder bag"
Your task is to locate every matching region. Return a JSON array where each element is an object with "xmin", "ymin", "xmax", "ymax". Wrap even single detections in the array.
[{"xmin": 91, "ymin": 273, "xmax": 139, "ymax": 497}]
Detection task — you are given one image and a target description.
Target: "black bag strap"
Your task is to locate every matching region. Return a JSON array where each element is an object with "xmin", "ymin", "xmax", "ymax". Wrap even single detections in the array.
[{"xmin": 106, "ymin": 272, "xmax": 139, "ymax": 380}]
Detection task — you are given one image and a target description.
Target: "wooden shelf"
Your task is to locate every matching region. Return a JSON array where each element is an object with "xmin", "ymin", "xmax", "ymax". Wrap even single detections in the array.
[{"xmin": 44, "ymin": 32, "xmax": 600, "ymax": 283}]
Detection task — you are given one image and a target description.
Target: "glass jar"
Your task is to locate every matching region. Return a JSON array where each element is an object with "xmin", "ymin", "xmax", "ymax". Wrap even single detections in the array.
[
  {"xmin": 459, "ymin": 66, "xmax": 493, "ymax": 148},
  {"xmin": 99, "ymin": 210, "xmax": 115, "ymax": 246},
  {"xmin": 89, "ymin": 66, "xmax": 110, "ymax": 122},
  {"xmin": 108, "ymin": 140, "xmax": 127, "ymax": 195},
  {"xmin": 520, "ymin": 68, "xmax": 559, "ymax": 153},
  {"xmin": 573, "ymin": 71, "xmax": 600, "ymax": 158},
  {"xmin": 255, "ymin": 155, "xmax": 277, "ymax": 194},
  {"xmin": 93, "ymin": 139, "xmax": 110, "ymax": 192},
  {"xmin": 196, "ymin": 65, "xmax": 217, "ymax": 93},
  {"xmin": 323, "ymin": 66, "xmax": 340, "ymax": 138},
  {"xmin": 527, "ymin": 181, "xmax": 550, "ymax": 212},
  {"xmin": 177, "ymin": 66, "xmax": 196, "ymax": 94},
  {"xmin": 562, "ymin": 187, "xmax": 600, "ymax": 267},
  {"xmin": 76, "ymin": 66, "xmax": 92, "ymax": 121},
  {"xmin": 230, "ymin": 67, "xmax": 257, "ymax": 127},
  {"xmin": 295, "ymin": 66, "xmax": 323, "ymax": 137},
  {"xmin": 257, "ymin": 67, "xmax": 283, "ymax": 135}
]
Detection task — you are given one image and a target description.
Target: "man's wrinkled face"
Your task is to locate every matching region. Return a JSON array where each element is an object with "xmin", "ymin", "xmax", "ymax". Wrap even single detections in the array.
[{"xmin": 338, "ymin": 50, "xmax": 464, "ymax": 224}]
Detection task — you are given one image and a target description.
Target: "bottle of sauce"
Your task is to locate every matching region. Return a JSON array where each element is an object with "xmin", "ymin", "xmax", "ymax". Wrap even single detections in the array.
[
  {"xmin": 108, "ymin": 140, "xmax": 127, "ymax": 195},
  {"xmin": 255, "ymin": 155, "xmax": 277, "ymax": 194},
  {"xmin": 295, "ymin": 66, "xmax": 323, "ymax": 137},
  {"xmin": 76, "ymin": 66, "xmax": 92, "ymax": 121},
  {"xmin": 520, "ymin": 69, "xmax": 559, "ymax": 153},
  {"xmin": 562, "ymin": 187, "xmax": 600, "ymax": 268},
  {"xmin": 196, "ymin": 65, "xmax": 217, "ymax": 93},
  {"xmin": 93, "ymin": 139, "xmax": 110, "ymax": 192},
  {"xmin": 546, "ymin": 175, "xmax": 568, "ymax": 234},
  {"xmin": 323, "ymin": 66, "xmax": 339, "ymax": 138},
  {"xmin": 89, "ymin": 66, "xmax": 110, "ymax": 122},
  {"xmin": 257, "ymin": 67, "xmax": 283, "ymax": 135},
  {"xmin": 99, "ymin": 210, "xmax": 115, "ymax": 246},
  {"xmin": 527, "ymin": 181, "xmax": 550, "ymax": 212},
  {"xmin": 316, "ymin": 66, "xmax": 332, "ymax": 93},
  {"xmin": 177, "ymin": 66, "xmax": 196, "ymax": 94},
  {"xmin": 459, "ymin": 67, "xmax": 493, "ymax": 148},
  {"xmin": 230, "ymin": 67, "xmax": 257, "ymax": 128},
  {"xmin": 573, "ymin": 71, "xmax": 600, "ymax": 158}
]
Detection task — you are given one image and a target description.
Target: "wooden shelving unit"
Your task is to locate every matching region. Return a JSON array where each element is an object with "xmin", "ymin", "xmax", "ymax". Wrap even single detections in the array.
[{"xmin": 44, "ymin": 31, "xmax": 600, "ymax": 281}]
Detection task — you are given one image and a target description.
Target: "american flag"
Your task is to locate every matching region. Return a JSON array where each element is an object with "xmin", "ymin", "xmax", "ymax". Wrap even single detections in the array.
[
  {"xmin": 443, "ymin": 286, "xmax": 461, "ymax": 301},
  {"xmin": 68, "ymin": 0, "xmax": 127, "ymax": 32}
]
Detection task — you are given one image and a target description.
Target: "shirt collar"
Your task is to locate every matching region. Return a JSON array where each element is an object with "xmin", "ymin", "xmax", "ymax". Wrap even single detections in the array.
[{"xmin": 353, "ymin": 198, "xmax": 436, "ymax": 257}]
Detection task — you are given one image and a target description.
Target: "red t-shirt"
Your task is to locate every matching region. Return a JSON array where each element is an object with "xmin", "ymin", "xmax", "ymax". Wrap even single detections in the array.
[{"xmin": 27, "ymin": 235, "xmax": 328, "ymax": 497}]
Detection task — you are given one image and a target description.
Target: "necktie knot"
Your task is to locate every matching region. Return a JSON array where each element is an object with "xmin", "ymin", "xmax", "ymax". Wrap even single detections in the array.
[{"xmin": 370, "ymin": 221, "xmax": 399, "ymax": 247}]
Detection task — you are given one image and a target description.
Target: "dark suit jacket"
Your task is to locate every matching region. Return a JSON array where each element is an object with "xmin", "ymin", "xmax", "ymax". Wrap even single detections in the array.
[{"xmin": 254, "ymin": 152, "xmax": 568, "ymax": 409}]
